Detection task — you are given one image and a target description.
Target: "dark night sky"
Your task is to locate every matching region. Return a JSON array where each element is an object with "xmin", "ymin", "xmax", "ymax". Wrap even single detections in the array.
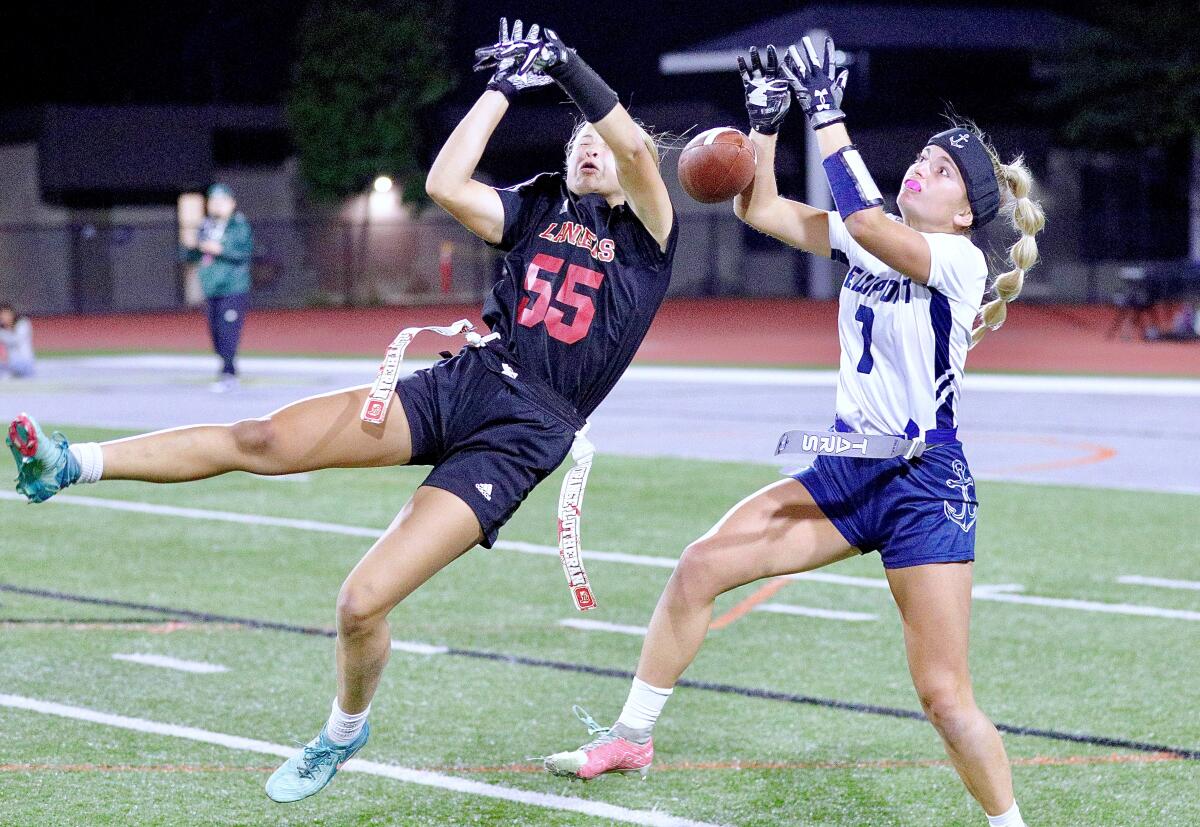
[{"xmin": 0, "ymin": 1, "xmax": 1099, "ymax": 108}]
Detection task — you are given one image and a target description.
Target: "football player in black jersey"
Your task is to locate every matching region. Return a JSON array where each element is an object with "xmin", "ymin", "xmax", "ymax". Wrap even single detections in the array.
[{"xmin": 6, "ymin": 18, "xmax": 678, "ymax": 804}]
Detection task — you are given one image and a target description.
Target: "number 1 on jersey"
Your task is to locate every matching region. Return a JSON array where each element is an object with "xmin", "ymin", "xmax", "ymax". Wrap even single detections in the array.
[{"xmin": 854, "ymin": 305, "xmax": 875, "ymax": 374}]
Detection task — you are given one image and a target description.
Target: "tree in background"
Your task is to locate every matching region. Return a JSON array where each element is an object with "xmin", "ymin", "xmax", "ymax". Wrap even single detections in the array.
[
  {"xmin": 288, "ymin": 0, "xmax": 456, "ymax": 205},
  {"xmin": 1048, "ymin": 0, "xmax": 1200, "ymax": 258}
]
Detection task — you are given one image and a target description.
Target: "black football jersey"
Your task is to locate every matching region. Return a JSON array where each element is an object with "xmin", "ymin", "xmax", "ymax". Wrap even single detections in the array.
[{"xmin": 484, "ymin": 172, "xmax": 679, "ymax": 418}]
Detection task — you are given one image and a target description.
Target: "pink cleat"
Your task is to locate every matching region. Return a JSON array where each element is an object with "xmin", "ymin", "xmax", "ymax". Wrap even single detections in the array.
[{"xmin": 543, "ymin": 707, "xmax": 653, "ymax": 780}]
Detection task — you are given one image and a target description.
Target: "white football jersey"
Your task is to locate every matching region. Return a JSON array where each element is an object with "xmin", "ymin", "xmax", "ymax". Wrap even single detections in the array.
[{"xmin": 825, "ymin": 211, "xmax": 987, "ymax": 439}]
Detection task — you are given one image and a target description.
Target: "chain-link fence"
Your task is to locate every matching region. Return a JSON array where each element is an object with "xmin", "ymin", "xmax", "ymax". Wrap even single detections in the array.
[
  {"xmin": 0, "ymin": 213, "xmax": 510, "ymax": 315},
  {"xmin": 0, "ymin": 205, "xmax": 1150, "ymax": 316},
  {"xmin": 1, "ymin": 209, "xmax": 781, "ymax": 315}
]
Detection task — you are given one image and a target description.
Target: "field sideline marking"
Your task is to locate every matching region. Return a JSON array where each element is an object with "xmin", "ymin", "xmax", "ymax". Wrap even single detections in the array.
[
  {"xmin": 4, "ymin": 583, "xmax": 1198, "ymax": 761},
  {"xmin": 1118, "ymin": 575, "xmax": 1200, "ymax": 592},
  {"xmin": 0, "ymin": 693, "xmax": 722, "ymax": 827},
  {"xmin": 559, "ymin": 618, "xmax": 649, "ymax": 636},
  {"xmin": 66, "ymin": 354, "xmax": 1200, "ymax": 397},
  {"xmin": 560, "ymin": 604, "xmax": 879, "ymax": 637},
  {"xmin": 755, "ymin": 604, "xmax": 878, "ymax": 622},
  {"xmin": 391, "ymin": 640, "xmax": 450, "ymax": 655},
  {"xmin": 4, "ymin": 490, "xmax": 1197, "ymax": 622},
  {"xmin": 111, "ymin": 653, "xmax": 228, "ymax": 674}
]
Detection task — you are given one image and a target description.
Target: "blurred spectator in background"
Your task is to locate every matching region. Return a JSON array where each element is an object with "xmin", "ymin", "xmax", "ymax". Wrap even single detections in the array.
[
  {"xmin": 183, "ymin": 183, "xmax": 253, "ymax": 392},
  {"xmin": 0, "ymin": 302, "xmax": 35, "ymax": 379},
  {"xmin": 1169, "ymin": 302, "xmax": 1200, "ymax": 340}
]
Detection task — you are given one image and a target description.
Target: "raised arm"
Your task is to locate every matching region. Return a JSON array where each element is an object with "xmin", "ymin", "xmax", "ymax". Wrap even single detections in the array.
[
  {"xmin": 424, "ymin": 91, "xmax": 509, "ymax": 245},
  {"xmin": 588, "ymin": 103, "xmax": 673, "ymax": 249},
  {"xmin": 814, "ymin": 124, "xmax": 932, "ymax": 283},
  {"xmin": 783, "ymin": 36, "xmax": 933, "ymax": 283},
  {"xmin": 427, "ymin": 18, "xmax": 552, "ymax": 245},
  {"xmin": 511, "ymin": 27, "xmax": 673, "ymax": 249},
  {"xmin": 732, "ymin": 45, "xmax": 831, "ymax": 257}
]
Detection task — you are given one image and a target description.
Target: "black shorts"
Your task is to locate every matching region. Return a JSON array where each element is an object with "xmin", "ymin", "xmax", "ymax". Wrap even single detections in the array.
[{"xmin": 396, "ymin": 344, "xmax": 584, "ymax": 547}]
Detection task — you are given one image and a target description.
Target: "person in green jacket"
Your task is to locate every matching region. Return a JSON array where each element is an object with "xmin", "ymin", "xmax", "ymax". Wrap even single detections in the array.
[{"xmin": 184, "ymin": 183, "xmax": 253, "ymax": 392}]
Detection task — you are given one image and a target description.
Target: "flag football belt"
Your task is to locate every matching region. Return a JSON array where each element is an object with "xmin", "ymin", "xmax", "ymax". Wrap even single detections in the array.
[
  {"xmin": 360, "ymin": 319, "xmax": 497, "ymax": 425},
  {"xmin": 362, "ymin": 320, "xmax": 599, "ymax": 613},
  {"xmin": 557, "ymin": 423, "xmax": 597, "ymax": 612},
  {"xmin": 775, "ymin": 430, "xmax": 929, "ymax": 460}
]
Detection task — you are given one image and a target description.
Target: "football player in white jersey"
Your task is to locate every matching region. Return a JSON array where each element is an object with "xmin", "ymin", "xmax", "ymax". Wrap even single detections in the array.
[{"xmin": 545, "ymin": 35, "xmax": 1044, "ymax": 827}]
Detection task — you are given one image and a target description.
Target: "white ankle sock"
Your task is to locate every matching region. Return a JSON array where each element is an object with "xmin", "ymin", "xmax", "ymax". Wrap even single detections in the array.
[
  {"xmin": 615, "ymin": 677, "xmax": 673, "ymax": 731},
  {"xmin": 325, "ymin": 698, "xmax": 370, "ymax": 745},
  {"xmin": 68, "ymin": 443, "xmax": 104, "ymax": 484},
  {"xmin": 986, "ymin": 801, "xmax": 1024, "ymax": 826}
]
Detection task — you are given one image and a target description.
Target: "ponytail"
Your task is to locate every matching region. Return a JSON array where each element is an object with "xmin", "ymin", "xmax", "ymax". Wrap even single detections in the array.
[{"xmin": 970, "ymin": 154, "xmax": 1046, "ymax": 347}]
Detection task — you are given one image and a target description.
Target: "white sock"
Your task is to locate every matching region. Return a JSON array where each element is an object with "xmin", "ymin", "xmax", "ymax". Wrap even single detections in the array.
[
  {"xmin": 615, "ymin": 677, "xmax": 673, "ymax": 732},
  {"xmin": 68, "ymin": 443, "xmax": 104, "ymax": 484},
  {"xmin": 325, "ymin": 698, "xmax": 370, "ymax": 745},
  {"xmin": 986, "ymin": 801, "xmax": 1024, "ymax": 827}
]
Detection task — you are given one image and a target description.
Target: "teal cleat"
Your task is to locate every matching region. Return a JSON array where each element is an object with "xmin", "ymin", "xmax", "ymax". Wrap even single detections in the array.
[
  {"xmin": 7, "ymin": 413, "xmax": 80, "ymax": 503},
  {"xmin": 265, "ymin": 724, "xmax": 370, "ymax": 803}
]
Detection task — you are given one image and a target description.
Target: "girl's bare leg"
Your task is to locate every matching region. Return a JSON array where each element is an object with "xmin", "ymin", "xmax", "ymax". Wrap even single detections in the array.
[
  {"xmin": 636, "ymin": 478, "xmax": 857, "ymax": 688},
  {"xmin": 100, "ymin": 385, "xmax": 412, "ymax": 481},
  {"xmin": 887, "ymin": 562, "xmax": 1016, "ymax": 818},
  {"xmin": 333, "ymin": 486, "xmax": 484, "ymax": 713}
]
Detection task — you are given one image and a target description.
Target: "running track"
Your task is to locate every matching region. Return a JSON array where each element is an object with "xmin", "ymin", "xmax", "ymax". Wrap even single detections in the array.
[{"xmin": 27, "ymin": 300, "xmax": 1200, "ymax": 376}]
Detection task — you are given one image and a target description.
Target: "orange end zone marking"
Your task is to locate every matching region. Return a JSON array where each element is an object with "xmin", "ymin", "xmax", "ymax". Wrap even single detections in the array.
[
  {"xmin": 981, "ymin": 434, "xmax": 1118, "ymax": 475},
  {"xmin": 709, "ymin": 576, "xmax": 792, "ymax": 630}
]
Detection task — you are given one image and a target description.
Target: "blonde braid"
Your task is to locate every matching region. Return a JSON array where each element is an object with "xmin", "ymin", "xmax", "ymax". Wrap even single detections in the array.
[{"xmin": 970, "ymin": 154, "xmax": 1046, "ymax": 347}]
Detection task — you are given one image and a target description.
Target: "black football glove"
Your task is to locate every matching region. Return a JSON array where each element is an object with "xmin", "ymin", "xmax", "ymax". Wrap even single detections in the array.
[
  {"xmin": 738, "ymin": 45, "xmax": 791, "ymax": 135},
  {"xmin": 512, "ymin": 26, "xmax": 573, "ymax": 77},
  {"xmin": 472, "ymin": 17, "xmax": 553, "ymax": 100},
  {"xmin": 782, "ymin": 35, "xmax": 849, "ymax": 130}
]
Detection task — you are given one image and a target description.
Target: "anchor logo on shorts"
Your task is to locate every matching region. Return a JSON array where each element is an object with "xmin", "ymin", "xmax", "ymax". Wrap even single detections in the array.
[{"xmin": 943, "ymin": 460, "xmax": 977, "ymax": 532}]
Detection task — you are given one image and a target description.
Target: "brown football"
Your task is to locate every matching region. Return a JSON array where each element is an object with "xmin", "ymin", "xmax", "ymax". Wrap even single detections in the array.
[{"xmin": 677, "ymin": 127, "xmax": 757, "ymax": 204}]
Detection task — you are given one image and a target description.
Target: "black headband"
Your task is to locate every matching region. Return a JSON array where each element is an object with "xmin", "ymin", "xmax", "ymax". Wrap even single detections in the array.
[{"xmin": 927, "ymin": 127, "xmax": 1000, "ymax": 229}]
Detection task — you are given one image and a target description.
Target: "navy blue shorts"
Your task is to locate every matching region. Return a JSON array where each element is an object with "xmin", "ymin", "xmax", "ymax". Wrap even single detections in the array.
[
  {"xmin": 396, "ymin": 344, "xmax": 583, "ymax": 548},
  {"xmin": 792, "ymin": 442, "xmax": 978, "ymax": 569}
]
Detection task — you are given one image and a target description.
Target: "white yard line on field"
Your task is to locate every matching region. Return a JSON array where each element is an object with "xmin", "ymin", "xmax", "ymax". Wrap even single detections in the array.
[
  {"xmin": 111, "ymin": 653, "xmax": 228, "ymax": 674},
  {"xmin": 790, "ymin": 571, "xmax": 890, "ymax": 589},
  {"xmin": 390, "ymin": 640, "xmax": 450, "ymax": 655},
  {"xmin": 0, "ymin": 694, "xmax": 724, "ymax": 827},
  {"xmin": 0, "ymin": 491, "xmax": 382, "ymax": 538},
  {"xmin": 974, "ymin": 592, "xmax": 1200, "ymax": 621},
  {"xmin": 754, "ymin": 604, "xmax": 877, "ymax": 622},
  {"xmin": 499, "ymin": 539, "xmax": 679, "ymax": 570},
  {"xmin": 1117, "ymin": 575, "xmax": 1200, "ymax": 592},
  {"xmin": 561, "ymin": 604, "xmax": 880, "ymax": 633},
  {"xmin": 559, "ymin": 618, "xmax": 649, "ymax": 636},
  {"xmin": 4, "ymin": 490, "xmax": 1196, "ymax": 622}
]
